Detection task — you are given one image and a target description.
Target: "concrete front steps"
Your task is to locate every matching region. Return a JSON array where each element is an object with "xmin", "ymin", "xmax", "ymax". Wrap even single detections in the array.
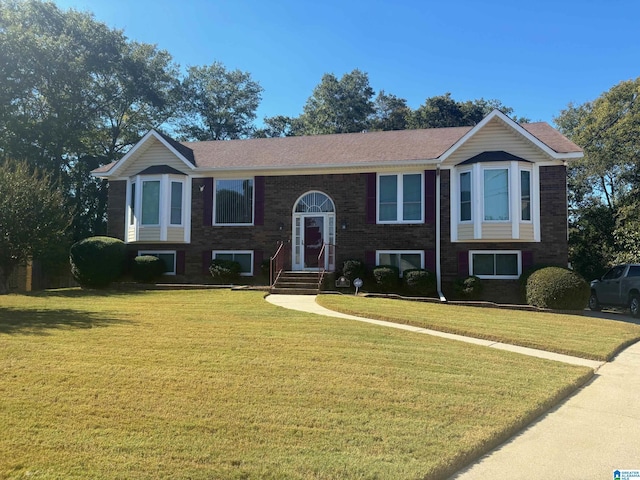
[{"xmin": 270, "ymin": 271, "xmax": 321, "ymax": 295}]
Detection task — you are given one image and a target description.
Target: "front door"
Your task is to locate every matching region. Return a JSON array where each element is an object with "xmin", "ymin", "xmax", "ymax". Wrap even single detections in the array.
[{"xmin": 303, "ymin": 216, "xmax": 324, "ymax": 268}]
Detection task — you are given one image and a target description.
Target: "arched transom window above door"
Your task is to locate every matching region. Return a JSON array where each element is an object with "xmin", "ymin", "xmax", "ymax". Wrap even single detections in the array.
[{"xmin": 294, "ymin": 191, "xmax": 335, "ymax": 213}]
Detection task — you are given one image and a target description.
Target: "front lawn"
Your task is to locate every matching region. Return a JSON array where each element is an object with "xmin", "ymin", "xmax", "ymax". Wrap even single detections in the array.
[
  {"xmin": 1, "ymin": 289, "xmax": 591, "ymax": 479},
  {"xmin": 317, "ymin": 294, "xmax": 640, "ymax": 361}
]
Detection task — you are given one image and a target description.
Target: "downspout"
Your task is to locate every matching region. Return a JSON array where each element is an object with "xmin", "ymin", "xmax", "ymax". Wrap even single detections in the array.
[{"xmin": 436, "ymin": 165, "xmax": 447, "ymax": 302}]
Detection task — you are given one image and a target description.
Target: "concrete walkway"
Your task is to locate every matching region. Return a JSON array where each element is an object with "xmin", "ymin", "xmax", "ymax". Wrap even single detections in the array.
[{"xmin": 265, "ymin": 294, "xmax": 640, "ymax": 479}]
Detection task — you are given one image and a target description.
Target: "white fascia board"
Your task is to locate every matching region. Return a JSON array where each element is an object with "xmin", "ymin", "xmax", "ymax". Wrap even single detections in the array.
[
  {"xmin": 103, "ymin": 130, "xmax": 195, "ymax": 178},
  {"xmin": 438, "ymin": 109, "xmax": 581, "ymax": 163}
]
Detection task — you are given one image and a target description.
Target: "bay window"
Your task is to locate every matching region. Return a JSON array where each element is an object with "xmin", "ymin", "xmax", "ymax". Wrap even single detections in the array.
[
  {"xmin": 483, "ymin": 168, "xmax": 509, "ymax": 221},
  {"xmin": 377, "ymin": 173, "xmax": 423, "ymax": 223}
]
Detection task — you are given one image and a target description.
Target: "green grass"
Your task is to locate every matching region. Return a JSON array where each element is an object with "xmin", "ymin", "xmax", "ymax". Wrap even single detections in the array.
[
  {"xmin": 317, "ymin": 294, "xmax": 640, "ymax": 361},
  {"xmin": 1, "ymin": 289, "xmax": 593, "ymax": 479}
]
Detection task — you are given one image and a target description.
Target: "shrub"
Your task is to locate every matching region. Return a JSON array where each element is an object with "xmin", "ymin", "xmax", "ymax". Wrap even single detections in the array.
[
  {"xmin": 372, "ymin": 265, "xmax": 400, "ymax": 292},
  {"xmin": 69, "ymin": 236, "xmax": 126, "ymax": 288},
  {"xmin": 132, "ymin": 255, "xmax": 166, "ymax": 283},
  {"xmin": 453, "ymin": 276, "xmax": 484, "ymax": 300},
  {"xmin": 341, "ymin": 259, "xmax": 366, "ymax": 282},
  {"xmin": 526, "ymin": 267, "xmax": 590, "ymax": 310},
  {"xmin": 403, "ymin": 269, "xmax": 437, "ymax": 296},
  {"xmin": 209, "ymin": 258, "xmax": 242, "ymax": 284}
]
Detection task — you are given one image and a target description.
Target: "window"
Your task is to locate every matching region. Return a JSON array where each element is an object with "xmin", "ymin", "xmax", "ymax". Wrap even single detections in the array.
[
  {"xmin": 603, "ymin": 266, "xmax": 625, "ymax": 281},
  {"xmin": 376, "ymin": 250, "xmax": 423, "ymax": 277},
  {"xmin": 627, "ymin": 266, "xmax": 640, "ymax": 277},
  {"xmin": 484, "ymin": 168, "xmax": 509, "ymax": 221},
  {"xmin": 521, "ymin": 170, "xmax": 531, "ymax": 221},
  {"xmin": 378, "ymin": 173, "xmax": 423, "ymax": 223},
  {"xmin": 470, "ymin": 251, "xmax": 521, "ymax": 279},
  {"xmin": 170, "ymin": 181, "xmax": 183, "ymax": 225},
  {"xmin": 129, "ymin": 183, "xmax": 136, "ymax": 225},
  {"xmin": 215, "ymin": 179, "xmax": 254, "ymax": 225},
  {"xmin": 212, "ymin": 251, "xmax": 254, "ymax": 276},
  {"xmin": 138, "ymin": 250, "xmax": 176, "ymax": 275},
  {"xmin": 460, "ymin": 171, "xmax": 471, "ymax": 221},
  {"xmin": 141, "ymin": 180, "xmax": 160, "ymax": 225}
]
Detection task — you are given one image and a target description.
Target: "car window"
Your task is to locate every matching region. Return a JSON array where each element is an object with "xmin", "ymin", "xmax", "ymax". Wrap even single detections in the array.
[
  {"xmin": 603, "ymin": 266, "xmax": 625, "ymax": 280},
  {"xmin": 628, "ymin": 266, "xmax": 640, "ymax": 277}
]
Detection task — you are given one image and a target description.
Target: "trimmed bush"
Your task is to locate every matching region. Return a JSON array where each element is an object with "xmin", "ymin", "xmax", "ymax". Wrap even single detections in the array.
[
  {"xmin": 453, "ymin": 276, "xmax": 484, "ymax": 300},
  {"xmin": 209, "ymin": 258, "xmax": 242, "ymax": 284},
  {"xmin": 372, "ymin": 265, "xmax": 400, "ymax": 292},
  {"xmin": 403, "ymin": 269, "xmax": 437, "ymax": 296},
  {"xmin": 69, "ymin": 236, "xmax": 126, "ymax": 288},
  {"xmin": 132, "ymin": 255, "xmax": 166, "ymax": 283},
  {"xmin": 526, "ymin": 267, "xmax": 590, "ymax": 310},
  {"xmin": 341, "ymin": 259, "xmax": 366, "ymax": 282}
]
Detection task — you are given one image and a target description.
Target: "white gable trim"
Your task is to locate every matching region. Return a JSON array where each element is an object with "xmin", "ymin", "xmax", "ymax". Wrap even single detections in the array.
[
  {"xmin": 104, "ymin": 130, "xmax": 195, "ymax": 178},
  {"xmin": 438, "ymin": 110, "xmax": 579, "ymax": 163}
]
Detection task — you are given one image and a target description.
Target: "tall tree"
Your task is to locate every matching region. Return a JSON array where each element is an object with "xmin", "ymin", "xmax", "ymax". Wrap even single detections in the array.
[
  {"xmin": 0, "ymin": 161, "xmax": 69, "ymax": 294},
  {"xmin": 177, "ymin": 62, "xmax": 263, "ymax": 141},
  {"xmin": 0, "ymin": 0, "xmax": 179, "ymax": 240},
  {"xmin": 370, "ymin": 91, "xmax": 412, "ymax": 131},
  {"xmin": 555, "ymin": 78, "xmax": 640, "ymax": 273},
  {"xmin": 299, "ymin": 69, "xmax": 375, "ymax": 135}
]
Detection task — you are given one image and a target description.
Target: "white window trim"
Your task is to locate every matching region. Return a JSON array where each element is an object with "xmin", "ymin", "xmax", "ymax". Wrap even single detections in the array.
[
  {"xmin": 375, "ymin": 250, "xmax": 424, "ymax": 277},
  {"xmin": 469, "ymin": 250, "xmax": 521, "ymax": 280},
  {"xmin": 482, "ymin": 166, "xmax": 511, "ymax": 223},
  {"xmin": 138, "ymin": 250, "xmax": 177, "ymax": 276},
  {"xmin": 450, "ymin": 162, "xmax": 540, "ymax": 242},
  {"xmin": 519, "ymin": 168, "xmax": 533, "ymax": 224},
  {"xmin": 126, "ymin": 174, "xmax": 190, "ymax": 243},
  {"xmin": 376, "ymin": 172, "xmax": 424, "ymax": 224},
  {"xmin": 211, "ymin": 250, "xmax": 254, "ymax": 276},
  {"xmin": 213, "ymin": 178, "xmax": 255, "ymax": 226},
  {"xmin": 458, "ymin": 169, "xmax": 473, "ymax": 223}
]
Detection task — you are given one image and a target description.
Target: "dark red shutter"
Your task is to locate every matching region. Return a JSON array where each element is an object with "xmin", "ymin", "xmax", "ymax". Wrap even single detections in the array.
[
  {"xmin": 365, "ymin": 250, "xmax": 376, "ymax": 269},
  {"xmin": 365, "ymin": 173, "xmax": 377, "ymax": 224},
  {"xmin": 254, "ymin": 176, "xmax": 265, "ymax": 226},
  {"xmin": 202, "ymin": 250, "xmax": 212, "ymax": 275},
  {"xmin": 425, "ymin": 170, "xmax": 436, "ymax": 224},
  {"xmin": 176, "ymin": 251, "xmax": 186, "ymax": 275},
  {"xmin": 202, "ymin": 178, "xmax": 213, "ymax": 226},
  {"xmin": 425, "ymin": 249, "xmax": 436, "ymax": 272},
  {"xmin": 254, "ymin": 250, "xmax": 263, "ymax": 276},
  {"xmin": 458, "ymin": 251, "xmax": 470, "ymax": 277},
  {"xmin": 522, "ymin": 250, "xmax": 534, "ymax": 273}
]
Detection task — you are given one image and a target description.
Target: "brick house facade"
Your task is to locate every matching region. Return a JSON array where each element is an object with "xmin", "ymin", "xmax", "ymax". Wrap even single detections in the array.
[{"xmin": 94, "ymin": 110, "xmax": 582, "ymax": 302}]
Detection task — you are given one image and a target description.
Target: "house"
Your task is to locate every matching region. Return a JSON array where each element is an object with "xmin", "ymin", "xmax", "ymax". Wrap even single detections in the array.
[{"xmin": 91, "ymin": 110, "xmax": 582, "ymax": 302}]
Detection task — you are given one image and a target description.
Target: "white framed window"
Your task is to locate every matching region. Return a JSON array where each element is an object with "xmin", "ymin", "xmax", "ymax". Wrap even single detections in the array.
[
  {"xmin": 377, "ymin": 173, "xmax": 424, "ymax": 223},
  {"xmin": 376, "ymin": 250, "xmax": 424, "ymax": 277},
  {"xmin": 520, "ymin": 170, "xmax": 531, "ymax": 222},
  {"xmin": 129, "ymin": 175, "xmax": 186, "ymax": 227},
  {"xmin": 214, "ymin": 178, "xmax": 254, "ymax": 225},
  {"xmin": 483, "ymin": 168, "xmax": 509, "ymax": 221},
  {"xmin": 212, "ymin": 250, "xmax": 254, "ymax": 276},
  {"xmin": 470, "ymin": 250, "xmax": 521, "ymax": 279},
  {"xmin": 138, "ymin": 250, "xmax": 176, "ymax": 275},
  {"xmin": 459, "ymin": 170, "xmax": 472, "ymax": 222}
]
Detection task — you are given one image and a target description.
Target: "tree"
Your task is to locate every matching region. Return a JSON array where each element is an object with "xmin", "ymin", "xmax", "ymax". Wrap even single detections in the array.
[
  {"xmin": 555, "ymin": 78, "xmax": 640, "ymax": 272},
  {"xmin": 0, "ymin": 161, "xmax": 69, "ymax": 294},
  {"xmin": 369, "ymin": 91, "xmax": 412, "ymax": 131},
  {"xmin": 298, "ymin": 69, "xmax": 375, "ymax": 135},
  {"xmin": 0, "ymin": 0, "xmax": 180, "ymax": 241},
  {"xmin": 176, "ymin": 62, "xmax": 263, "ymax": 141},
  {"xmin": 253, "ymin": 115, "xmax": 302, "ymax": 138}
]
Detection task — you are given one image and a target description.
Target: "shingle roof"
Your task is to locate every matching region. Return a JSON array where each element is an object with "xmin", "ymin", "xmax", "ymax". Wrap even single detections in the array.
[{"xmin": 92, "ymin": 117, "xmax": 582, "ymax": 176}]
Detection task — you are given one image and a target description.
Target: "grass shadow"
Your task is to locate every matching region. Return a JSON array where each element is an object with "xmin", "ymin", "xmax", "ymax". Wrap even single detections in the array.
[{"xmin": 0, "ymin": 306, "xmax": 133, "ymax": 335}]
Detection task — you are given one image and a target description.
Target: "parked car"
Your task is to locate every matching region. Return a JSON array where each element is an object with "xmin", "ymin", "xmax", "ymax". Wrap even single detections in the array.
[{"xmin": 589, "ymin": 264, "xmax": 640, "ymax": 317}]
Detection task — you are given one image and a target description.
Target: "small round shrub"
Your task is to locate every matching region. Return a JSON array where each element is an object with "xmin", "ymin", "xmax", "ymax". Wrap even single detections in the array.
[
  {"xmin": 454, "ymin": 275, "xmax": 484, "ymax": 300},
  {"xmin": 372, "ymin": 265, "xmax": 400, "ymax": 292},
  {"xmin": 341, "ymin": 259, "xmax": 366, "ymax": 282},
  {"xmin": 69, "ymin": 236, "xmax": 126, "ymax": 288},
  {"xmin": 526, "ymin": 267, "xmax": 590, "ymax": 310},
  {"xmin": 132, "ymin": 255, "xmax": 166, "ymax": 283},
  {"xmin": 403, "ymin": 269, "xmax": 437, "ymax": 296},
  {"xmin": 209, "ymin": 258, "xmax": 242, "ymax": 284}
]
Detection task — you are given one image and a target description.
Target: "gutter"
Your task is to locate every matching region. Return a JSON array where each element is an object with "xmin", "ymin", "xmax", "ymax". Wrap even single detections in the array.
[{"xmin": 435, "ymin": 165, "xmax": 447, "ymax": 302}]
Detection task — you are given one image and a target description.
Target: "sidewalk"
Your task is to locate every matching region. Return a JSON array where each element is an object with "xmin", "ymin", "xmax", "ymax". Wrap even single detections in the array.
[{"xmin": 265, "ymin": 294, "xmax": 640, "ymax": 479}]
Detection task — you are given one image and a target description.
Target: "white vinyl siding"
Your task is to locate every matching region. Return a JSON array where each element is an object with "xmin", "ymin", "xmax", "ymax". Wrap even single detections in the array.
[{"xmin": 119, "ymin": 137, "xmax": 190, "ymax": 177}]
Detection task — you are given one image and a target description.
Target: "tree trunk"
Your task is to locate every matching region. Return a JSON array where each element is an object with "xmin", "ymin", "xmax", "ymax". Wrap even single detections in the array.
[{"xmin": 0, "ymin": 265, "xmax": 10, "ymax": 295}]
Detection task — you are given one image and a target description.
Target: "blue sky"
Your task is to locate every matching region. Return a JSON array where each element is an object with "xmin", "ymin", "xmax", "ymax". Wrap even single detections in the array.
[{"xmin": 53, "ymin": 0, "xmax": 639, "ymax": 126}]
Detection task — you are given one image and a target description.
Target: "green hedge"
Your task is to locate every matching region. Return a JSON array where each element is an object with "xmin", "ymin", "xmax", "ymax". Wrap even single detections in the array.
[
  {"xmin": 209, "ymin": 258, "xmax": 242, "ymax": 284},
  {"xmin": 69, "ymin": 236, "xmax": 126, "ymax": 288},
  {"xmin": 403, "ymin": 269, "xmax": 437, "ymax": 296},
  {"xmin": 373, "ymin": 265, "xmax": 399, "ymax": 292},
  {"xmin": 341, "ymin": 259, "xmax": 366, "ymax": 282},
  {"xmin": 526, "ymin": 267, "xmax": 589, "ymax": 310},
  {"xmin": 453, "ymin": 276, "xmax": 484, "ymax": 300},
  {"xmin": 132, "ymin": 255, "xmax": 166, "ymax": 283}
]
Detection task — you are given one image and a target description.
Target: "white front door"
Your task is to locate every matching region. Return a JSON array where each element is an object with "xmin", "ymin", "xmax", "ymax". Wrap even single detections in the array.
[{"xmin": 292, "ymin": 213, "xmax": 335, "ymax": 270}]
